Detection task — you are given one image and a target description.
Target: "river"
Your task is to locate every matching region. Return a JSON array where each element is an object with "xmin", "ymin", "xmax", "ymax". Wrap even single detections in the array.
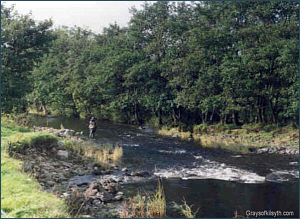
[{"xmin": 32, "ymin": 115, "xmax": 299, "ymax": 218}]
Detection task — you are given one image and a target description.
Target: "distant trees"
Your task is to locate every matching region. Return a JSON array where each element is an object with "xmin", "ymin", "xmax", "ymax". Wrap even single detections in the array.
[{"xmin": 1, "ymin": 1, "xmax": 299, "ymax": 127}]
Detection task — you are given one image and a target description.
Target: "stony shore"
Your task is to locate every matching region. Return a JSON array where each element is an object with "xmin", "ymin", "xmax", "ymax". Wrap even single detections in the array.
[
  {"xmin": 13, "ymin": 126, "xmax": 153, "ymax": 218},
  {"xmin": 169, "ymin": 132, "xmax": 299, "ymax": 155}
]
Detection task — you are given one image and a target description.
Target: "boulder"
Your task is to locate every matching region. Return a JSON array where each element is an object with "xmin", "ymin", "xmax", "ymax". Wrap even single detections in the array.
[
  {"xmin": 248, "ymin": 147, "xmax": 256, "ymax": 153},
  {"xmin": 289, "ymin": 162, "xmax": 298, "ymax": 166},
  {"xmin": 92, "ymin": 199, "xmax": 102, "ymax": 207},
  {"xmin": 268, "ymin": 147, "xmax": 278, "ymax": 154},
  {"xmin": 98, "ymin": 191, "xmax": 113, "ymax": 203},
  {"xmin": 61, "ymin": 161, "xmax": 72, "ymax": 168},
  {"xmin": 65, "ymin": 129, "xmax": 76, "ymax": 136},
  {"xmin": 57, "ymin": 141, "xmax": 65, "ymax": 150},
  {"xmin": 266, "ymin": 172, "xmax": 292, "ymax": 183},
  {"xmin": 256, "ymin": 147, "xmax": 269, "ymax": 154},
  {"xmin": 45, "ymin": 180, "xmax": 55, "ymax": 186},
  {"xmin": 92, "ymin": 169, "xmax": 102, "ymax": 175},
  {"xmin": 23, "ymin": 161, "xmax": 33, "ymax": 172},
  {"xmin": 131, "ymin": 171, "xmax": 150, "ymax": 177},
  {"xmin": 112, "ymin": 195, "xmax": 123, "ymax": 201},
  {"xmin": 57, "ymin": 150, "xmax": 68, "ymax": 159}
]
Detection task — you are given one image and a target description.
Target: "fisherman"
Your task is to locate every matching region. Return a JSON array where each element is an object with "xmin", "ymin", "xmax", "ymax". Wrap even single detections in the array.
[{"xmin": 89, "ymin": 116, "xmax": 97, "ymax": 139}]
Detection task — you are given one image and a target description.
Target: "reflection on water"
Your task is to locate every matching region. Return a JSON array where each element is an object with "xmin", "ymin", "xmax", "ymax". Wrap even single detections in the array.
[{"xmin": 32, "ymin": 115, "xmax": 299, "ymax": 217}]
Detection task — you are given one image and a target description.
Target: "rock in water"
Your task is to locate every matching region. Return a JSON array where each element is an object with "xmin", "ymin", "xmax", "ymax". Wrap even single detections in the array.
[
  {"xmin": 131, "ymin": 171, "xmax": 150, "ymax": 177},
  {"xmin": 266, "ymin": 172, "xmax": 293, "ymax": 183}
]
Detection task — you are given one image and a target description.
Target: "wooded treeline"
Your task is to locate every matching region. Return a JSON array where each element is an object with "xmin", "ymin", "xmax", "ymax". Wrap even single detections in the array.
[{"xmin": 1, "ymin": 1, "xmax": 299, "ymax": 127}]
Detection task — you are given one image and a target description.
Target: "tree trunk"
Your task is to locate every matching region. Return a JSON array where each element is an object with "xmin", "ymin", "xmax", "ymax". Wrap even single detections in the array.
[
  {"xmin": 232, "ymin": 111, "xmax": 240, "ymax": 126},
  {"xmin": 158, "ymin": 109, "xmax": 162, "ymax": 125},
  {"xmin": 210, "ymin": 108, "xmax": 215, "ymax": 122},
  {"xmin": 205, "ymin": 113, "xmax": 208, "ymax": 123},
  {"xmin": 257, "ymin": 108, "xmax": 262, "ymax": 123},
  {"xmin": 261, "ymin": 107, "xmax": 265, "ymax": 124},
  {"xmin": 269, "ymin": 99, "xmax": 276, "ymax": 123},
  {"xmin": 40, "ymin": 102, "xmax": 47, "ymax": 115},
  {"xmin": 201, "ymin": 113, "xmax": 205, "ymax": 124},
  {"xmin": 134, "ymin": 100, "xmax": 139, "ymax": 125}
]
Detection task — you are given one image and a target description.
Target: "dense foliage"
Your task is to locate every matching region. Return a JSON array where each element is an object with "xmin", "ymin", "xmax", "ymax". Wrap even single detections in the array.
[
  {"xmin": 1, "ymin": 1, "xmax": 299, "ymax": 128},
  {"xmin": 1, "ymin": 3, "xmax": 54, "ymax": 112}
]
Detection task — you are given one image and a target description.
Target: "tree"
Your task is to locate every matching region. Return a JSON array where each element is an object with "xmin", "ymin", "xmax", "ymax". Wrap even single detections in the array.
[{"xmin": 1, "ymin": 3, "xmax": 54, "ymax": 113}]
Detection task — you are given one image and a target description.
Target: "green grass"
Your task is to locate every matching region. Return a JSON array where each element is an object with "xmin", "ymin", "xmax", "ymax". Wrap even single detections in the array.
[{"xmin": 1, "ymin": 118, "xmax": 70, "ymax": 218}]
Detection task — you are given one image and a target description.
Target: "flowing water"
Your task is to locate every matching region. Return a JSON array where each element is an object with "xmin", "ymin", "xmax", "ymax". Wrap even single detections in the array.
[{"xmin": 32, "ymin": 115, "xmax": 299, "ymax": 217}]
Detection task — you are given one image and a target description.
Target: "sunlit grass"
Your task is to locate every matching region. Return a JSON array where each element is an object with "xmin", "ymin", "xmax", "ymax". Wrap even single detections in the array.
[
  {"xmin": 119, "ymin": 192, "xmax": 146, "ymax": 218},
  {"xmin": 1, "ymin": 118, "xmax": 69, "ymax": 218},
  {"xmin": 159, "ymin": 123, "xmax": 299, "ymax": 154},
  {"xmin": 63, "ymin": 140, "xmax": 123, "ymax": 169},
  {"xmin": 146, "ymin": 179, "xmax": 166, "ymax": 218}
]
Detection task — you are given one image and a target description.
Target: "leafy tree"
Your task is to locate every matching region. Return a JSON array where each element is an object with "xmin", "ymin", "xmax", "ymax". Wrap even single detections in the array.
[{"xmin": 1, "ymin": 3, "xmax": 54, "ymax": 113}]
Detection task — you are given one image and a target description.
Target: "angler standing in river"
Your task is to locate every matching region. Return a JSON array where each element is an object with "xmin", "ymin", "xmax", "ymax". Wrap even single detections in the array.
[{"xmin": 89, "ymin": 116, "xmax": 97, "ymax": 139}]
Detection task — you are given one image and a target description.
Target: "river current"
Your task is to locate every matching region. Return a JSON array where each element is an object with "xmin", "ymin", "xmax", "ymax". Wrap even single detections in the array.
[{"xmin": 32, "ymin": 115, "xmax": 299, "ymax": 218}]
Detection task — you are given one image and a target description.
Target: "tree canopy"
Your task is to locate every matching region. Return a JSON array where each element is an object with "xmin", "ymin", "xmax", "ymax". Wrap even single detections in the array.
[{"xmin": 1, "ymin": 1, "xmax": 299, "ymax": 127}]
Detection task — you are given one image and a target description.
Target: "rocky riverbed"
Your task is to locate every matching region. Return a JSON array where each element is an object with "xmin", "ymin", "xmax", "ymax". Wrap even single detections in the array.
[{"xmin": 13, "ymin": 127, "xmax": 154, "ymax": 218}]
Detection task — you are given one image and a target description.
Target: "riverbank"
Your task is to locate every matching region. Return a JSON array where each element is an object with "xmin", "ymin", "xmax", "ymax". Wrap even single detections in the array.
[
  {"xmin": 1, "ymin": 118, "xmax": 70, "ymax": 218},
  {"xmin": 159, "ymin": 124, "xmax": 299, "ymax": 155},
  {"xmin": 1, "ymin": 117, "xmax": 165, "ymax": 218},
  {"xmin": 1, "ymin": 117, "xmax": 128, "ymax": 218},
  {"xmin": 2, "ymin": 115, "xmax": 299, "ymax": 217}
]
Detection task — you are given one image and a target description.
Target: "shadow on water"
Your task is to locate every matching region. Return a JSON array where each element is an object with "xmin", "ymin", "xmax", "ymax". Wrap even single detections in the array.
[
  {"xmin": 32, "ymin": 115, "xmax": 299, "ymax": 218},
  {"xmin": 122, "ymin": 178, "xmax": 299, "ymax": 218}
]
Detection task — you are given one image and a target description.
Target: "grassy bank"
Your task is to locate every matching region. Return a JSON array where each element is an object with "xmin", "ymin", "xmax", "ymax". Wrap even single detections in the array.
[
  {"xmin": 1, "ymin": 118, "xmax": 70, "ymax": 218},
  {"xmin": 62, "ymin": 140, "xmax": 123, "ymax": 170},
  {"xmin": 1, "ymin": 116, "xmax": 124, "ymax": 218},
  {"xmin": 159, "ymin": 123, "xmax": 299, "ymax": 154}
]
